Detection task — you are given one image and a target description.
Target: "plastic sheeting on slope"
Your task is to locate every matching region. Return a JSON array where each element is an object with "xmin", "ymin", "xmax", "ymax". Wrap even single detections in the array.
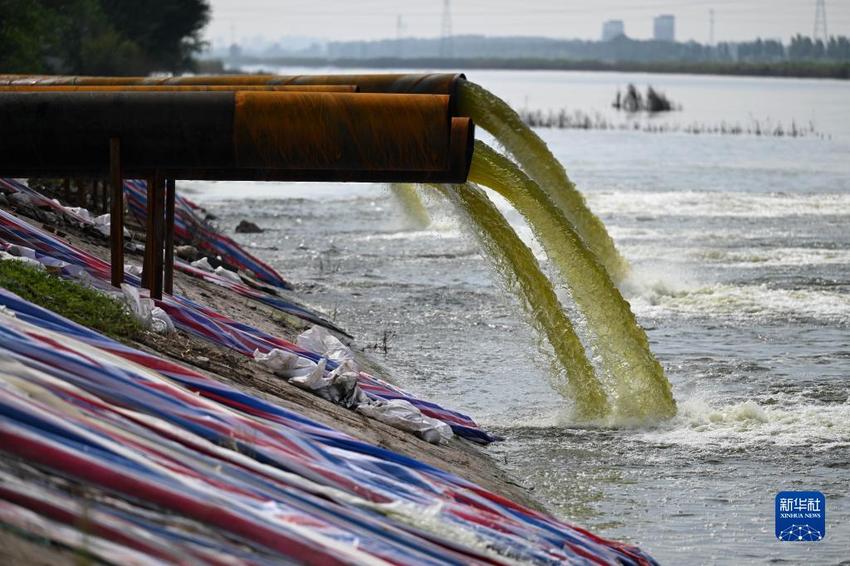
[{"xmin": 0, "ymin": 286, "xmax": 658, "ymax": 566}]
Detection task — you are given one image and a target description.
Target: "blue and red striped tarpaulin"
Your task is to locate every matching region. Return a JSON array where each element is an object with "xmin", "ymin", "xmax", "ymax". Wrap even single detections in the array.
[
  {"xmin": 0, "ymin": 286, "xmax": 658, "ymax": 565},
  {"xmin": 0, "ymin": 205, "xmax": 494, "ymax": 443},
  {"xmin": 123, "ymin": 179, "xmax": 291, "ymax": 289}
]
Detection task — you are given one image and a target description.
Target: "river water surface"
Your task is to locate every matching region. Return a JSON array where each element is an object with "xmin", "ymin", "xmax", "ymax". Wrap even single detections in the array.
[{"xmin": 186, "ymin": 69, "xmax": 850, "ymax": 564}]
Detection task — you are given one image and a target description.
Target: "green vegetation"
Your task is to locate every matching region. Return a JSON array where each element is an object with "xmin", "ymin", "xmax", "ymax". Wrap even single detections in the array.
[
  {"xmin": 0, "ymin": 0, "xmax": 210, "ymax": 75},
  {"xmin": 0, "ymin": 260, "xmax": 141, "ymax": 340}
]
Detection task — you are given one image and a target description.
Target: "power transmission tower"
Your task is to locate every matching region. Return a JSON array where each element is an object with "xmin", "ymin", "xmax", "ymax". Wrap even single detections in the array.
[
  {"xmin": 814, "ymin": 0, "xmax": 828, "ymax": 42},
  {"xmin": 440, "ymin": 0, "xmax": 453, "ymax": 58},
  {"xmin": 709, "ymin": 9, "xmax": 715, "ymax": 46},
  {"xmin": 396, "ymin": 15, "xmax": 406, "ymax": 58}
]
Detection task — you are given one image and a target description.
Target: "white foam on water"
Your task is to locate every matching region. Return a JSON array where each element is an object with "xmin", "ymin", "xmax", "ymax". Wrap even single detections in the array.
[
  {"xmin": 179, "ymin": 180, "xmax": 384, "ymax": 203},
  {"xmin": 587, "ymin": 191, "xmax": 850, "ymax": 218},
  {"xmin": 687, "ymin": 247, "xmax": 850, "ymax": 267},
  {"xmin": 618, "ymin": 244, "xmax": 850, "ymax": 268},
  {"xmin": 350, "ymin": 228, "xmax": 463, "ymax": 242},
  {"xmin": 637, "ymin": 396, "xmax": 850, "ymax": 451},
  {"xmin": 717, "ymin": 247, "xmax": 850, "ymax": 266},
  {"xmin": 626, "ymin": 277, "xmax": 850, "ymax": 324},
  {"xmin": 483, "ymin": 394, "xmax": 850, "ymax": 456}
]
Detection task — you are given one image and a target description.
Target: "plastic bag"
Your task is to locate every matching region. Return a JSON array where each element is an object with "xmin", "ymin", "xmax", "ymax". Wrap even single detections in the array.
[
  {"xmin": 357, "ymin": 399, "xmax": 453, "ymax": 444},
  {"xmin": 120, "ymin": 284, "xmax": 174, "ymax": 333},
  {"xmin": 254, "ymin": 349, "xmax": 366, "ymax": 409},
  {"xmin": 286, "ymin": 327, "xmax": 451, "ymax": 443},
  {"xmin": 214, "ymin": 266, "xmax": 242, "ymax": 283},
  {"xmin": 190, "ymin": 257, "xmax": 215, "ymax": 272},
  {"xmin": 323, "ymin": 359, "xmax": 370, "ymax": 409},
  {"xmin": 253, "ymin": 348, "xmax": 321, "ymax": 379},
  {"xmin": 296, "ymin": 326, "xmax": 354, "ymax": 363},
  {"xmin": 63, "ymin": 206, "xmax": 94, "ymax": 223},
  {"xmin": 92, "ymin": 213, "xmax": 130, "ymax": 238}
]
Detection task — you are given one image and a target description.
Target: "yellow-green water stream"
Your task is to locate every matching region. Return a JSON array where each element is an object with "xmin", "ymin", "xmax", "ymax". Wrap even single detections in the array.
[
  {"xmin": 458, "ymin": 81, "xmax": 630, "ymax": 283},
  {"xmin": 389, "ymin": 183, "xmax": 431, "ymax": 229},
  {"xmin": 433, "ymin": 183, "xmax": 609, "ymax": 419},
  {"xmin": 469, "ymin": 142, "xmax": 676, "ymax": 419}
]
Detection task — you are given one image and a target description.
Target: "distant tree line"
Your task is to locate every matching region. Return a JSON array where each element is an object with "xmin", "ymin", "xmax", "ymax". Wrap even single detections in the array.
[
  {"xmin": 0, "ymin": 0, "xmax": 210, "ymax": 75},
  {"xmin": 789, "ymin": 34, "xmax": 850, "ymax": 60},
  {"xmin": 236, "ymin": 34, "xmax": 850, "ymax": 65},
  {"xmin": 718, "ymin": 35, "xmax": 850, "ymax": 62}
]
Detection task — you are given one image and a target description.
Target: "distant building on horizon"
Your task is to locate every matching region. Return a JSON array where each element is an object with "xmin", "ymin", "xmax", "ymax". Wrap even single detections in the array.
[
  {"xmin": 653, "ymin": 14, "xmax": 675, "ymax": 42},
  {"xmin": 601, "ymin": 20, "xmax": 625, "ymax": 41}
]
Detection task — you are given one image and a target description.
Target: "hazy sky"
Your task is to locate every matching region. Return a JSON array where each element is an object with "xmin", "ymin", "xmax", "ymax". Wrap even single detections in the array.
[{"xmin": 206, "ymin": 0, "xmax": 850, "ymax": 46}]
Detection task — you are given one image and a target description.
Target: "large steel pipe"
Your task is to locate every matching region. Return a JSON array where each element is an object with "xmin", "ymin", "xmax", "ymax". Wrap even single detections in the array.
[{"xmin": 0, "ymin": 91, "xmax": 473, "ymax": 182}]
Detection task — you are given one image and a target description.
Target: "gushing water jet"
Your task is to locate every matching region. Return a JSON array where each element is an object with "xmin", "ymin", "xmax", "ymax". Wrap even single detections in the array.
[
  {"xmin": 469, "ymin": 141, "xmax": 676, "ymax": 419},
  {"xmin": 457, "ymin": 81, "xmax": 630, "ymax": 283},
  {"xmin": 433, "ymin": 183, "xmax": 610, "ymax": 419},
  {"xmin": 390, "ymin": 184, "xmax": 431, "ymax": 229}
]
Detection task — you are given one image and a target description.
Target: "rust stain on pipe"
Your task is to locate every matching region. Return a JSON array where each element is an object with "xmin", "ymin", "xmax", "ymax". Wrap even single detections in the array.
[
  {"xmin": 233, "ymin": 91, "xmax": 449, "ymax": 171},
  {"xmin": 449, "ymin": 117, "xmax": 475, "ymax": 181},
  {"xmin": 0, "ymin": 91, "xmax": 473, "ymax": 182}
]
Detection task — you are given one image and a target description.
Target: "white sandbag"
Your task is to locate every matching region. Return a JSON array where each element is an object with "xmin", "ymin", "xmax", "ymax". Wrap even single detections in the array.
[
  {"xmin": 5, "ymin": 244, "xmax": 69, "ymax": 272},
  {"xmin": 296, "ymin": 326, "xmax": 354, "ymax": 363},
  {"xmin": 92, "ymin": 213, "xmax": 131, "ymax": 238},
  {"xmin": 357, "ymin": 399, "xmax": 453, "ymax": 444},
  {"xmin": 214, "ymin": 266, "xmax": 242, "ymax": 283},
  {"xmin": 120, "ymin": 284, "xmax": 173, "ymax": 333},
  {"xmin": 190, "ymin": 257, "xmax": 215, "ymax": 272},
  {"xmin": 289, "ymin": 359, "xmax": 333, "ymax": 391},
  {"xmin": 150, "ymin": 307, "xmax": 175, "ymax": 333},
  {"xmin": 0, "ymin": 251, "xmax": 44, "ymax": 269},
  {"xmin": 254, "ymin": 348, "xmax": 366, "ymax": 408},
  {"xmin": 253, "ymin": 348, "xmax": 322, "ymax": 380},
  {"xmin": 324, "ymin": 360, "xmax": 369, "ymax": 408},
  {"xmin": 5, "ymin": 244, "xmax": 37, "ymax": 260},
  {"xmin": 62, "ymin": 206, "xmax": 94, "ymax": 223}
]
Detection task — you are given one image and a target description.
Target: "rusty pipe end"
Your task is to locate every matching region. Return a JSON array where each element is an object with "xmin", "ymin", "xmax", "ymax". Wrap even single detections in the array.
[{"xmin": 448, "ymin": 117, "xmax": 475, "ymax": 183}]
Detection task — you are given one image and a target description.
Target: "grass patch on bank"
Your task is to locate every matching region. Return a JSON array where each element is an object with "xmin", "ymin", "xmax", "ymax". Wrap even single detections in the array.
[{"xmin": 0, "ymin": 260, "xmax": 142, "ymax": 340}]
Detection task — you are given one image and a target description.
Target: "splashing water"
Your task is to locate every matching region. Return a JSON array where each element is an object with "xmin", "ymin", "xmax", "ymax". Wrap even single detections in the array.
[
  {"xmin": 389, "ymin": 183, "xmax": 431, "ymax": 229},
  {"xmin": 458, "ymin": 81, "xmax": 629, "ymax": 282},
  {"xmin": 469, "ymin": 141, "xmax": 676, "ymax": 420},
  {"xmin": 433, "ymin": 183, "xmax": 609, "ymax": 420}
]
